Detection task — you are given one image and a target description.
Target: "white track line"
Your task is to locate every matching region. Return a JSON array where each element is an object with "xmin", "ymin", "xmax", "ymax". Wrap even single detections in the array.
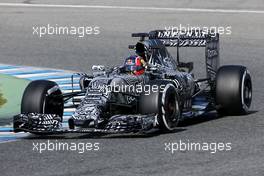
[
  {"xmin": 0, "ymin": 140, "xmax": 20, "ymax": 144},
  {"xmin": 0, "ymin": 3, "xmax": 263, "ymax": 14},
  {"xmin": 58, "ymin": 84, "xmax": 79, "ymax": 87},
  {"xmin": 49, "ymin": 77, "xmax": 80, "ymax": 82},
  {"xmin": 0, "ymin": 67, "xmax": 30, "ymax": 73},
  {"xmin": 74, "ymin": 96, "xmax": 85, "ymax": 99},
  {"xmin": 63, "ymin": 89, "xmax": 81, "ymax": 93},
  {"xmin": 64, "ymin": 108, "xmax": 76, "ymax": 112},
  {"xmin": 16, "ymin": 72, "xmax": 64, "ymax": 78}
]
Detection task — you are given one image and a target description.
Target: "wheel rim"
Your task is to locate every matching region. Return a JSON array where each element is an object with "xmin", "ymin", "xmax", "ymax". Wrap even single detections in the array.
[
  {"xmin": 162, "ymin": 84, "xmax": 180, "ymax": 130},
  {"xmin": 165, "ymin": 95, "xmax": 177, "ymax": 118},
  {"xmin": 243, "ymin": 77, "xmax": 252, "ymax": 108}
]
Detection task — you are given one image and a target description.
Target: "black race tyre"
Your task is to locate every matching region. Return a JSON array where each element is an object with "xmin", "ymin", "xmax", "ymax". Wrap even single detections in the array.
[
  {"xmin": 216, "ymin": 65, "xmax": 252, "ymax": 115},
  {"xmin": 21, "ymin": 80, "xmax": 64, "ymax": 117},
  {"xmin": 139, "ymin": 81, "xmax": 181, "ymax": 132}
]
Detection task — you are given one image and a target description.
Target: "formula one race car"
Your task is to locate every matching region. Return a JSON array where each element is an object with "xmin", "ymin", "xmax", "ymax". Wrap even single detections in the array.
[{"xmin": 13, "ymin": 30, "xmax": 252, "ymax": 134}]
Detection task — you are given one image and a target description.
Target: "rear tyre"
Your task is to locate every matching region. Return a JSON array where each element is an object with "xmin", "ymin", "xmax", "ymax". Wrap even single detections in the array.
[
  {"xmin": 216, "ymin": 65, "xmax": 252, "ymax": 115},
  {"xmin": 21, "ymin": 80, "xmax": 64, "ymax": 117},
  {"xmin": 139, "ymin": 81, "xmax": 181, "ymax": 132}
]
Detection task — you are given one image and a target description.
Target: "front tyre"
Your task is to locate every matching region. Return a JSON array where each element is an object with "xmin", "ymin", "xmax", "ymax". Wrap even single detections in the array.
[
  {"xmin": 139, "ymin": 81, "xmax": 181, "ymax": 132},
  {"xmin": 21, "ymin": 80, "xmax": 64, "ymax": 117},
  {"xmin": 216, "ymin": 65, "xmax": 252, "ymax": 115},
  {"xmin": 158, "ymin": 83, "xmax": 181, "ymax": 131}
]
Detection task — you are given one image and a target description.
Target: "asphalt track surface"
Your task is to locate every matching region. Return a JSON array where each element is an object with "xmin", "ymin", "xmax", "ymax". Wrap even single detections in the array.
[{"xmin": 0, "ymin": 0, "xmax": 264, "ymax": 176}]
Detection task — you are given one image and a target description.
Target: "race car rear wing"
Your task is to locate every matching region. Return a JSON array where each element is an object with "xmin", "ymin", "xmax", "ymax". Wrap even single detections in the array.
[
  {"xmin": 149, "ymin": 30, "xmax": 219, "ymax": 47},
  {"xmin": 132, "ymin": 30, "xmax": 219, "ymax": 82},
  {"xmin": 132, "ymin": 30, "xmax": 219, "ymax": 47}
]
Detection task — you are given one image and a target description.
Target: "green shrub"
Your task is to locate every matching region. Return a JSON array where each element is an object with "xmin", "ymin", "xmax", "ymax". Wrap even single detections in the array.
[{"xmin": 0, "ymin": 92, "xmax": 7, "ymax": 107}]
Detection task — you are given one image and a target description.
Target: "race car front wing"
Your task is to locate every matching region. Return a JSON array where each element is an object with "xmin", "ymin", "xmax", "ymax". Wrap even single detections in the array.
[{"xmin": 13, "ymin": 113, "xmax": 156, "ymax": 134}]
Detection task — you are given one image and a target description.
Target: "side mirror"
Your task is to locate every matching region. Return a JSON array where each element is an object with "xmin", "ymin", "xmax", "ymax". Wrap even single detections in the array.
[{"xmin": 92, "ymin": 65, "xmax": 105, "ymax": 71}]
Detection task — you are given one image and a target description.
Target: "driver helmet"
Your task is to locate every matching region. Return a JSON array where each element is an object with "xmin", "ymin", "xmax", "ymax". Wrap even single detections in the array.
[{"xmin": 124, "ymin": 55, "xmax": 145, "ymax": 75}]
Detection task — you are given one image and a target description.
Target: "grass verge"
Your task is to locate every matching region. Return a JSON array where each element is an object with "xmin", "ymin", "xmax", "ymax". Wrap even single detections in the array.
[{"xmin": 0, "ymin": 74, "xmax": 30, "ymax": 119}]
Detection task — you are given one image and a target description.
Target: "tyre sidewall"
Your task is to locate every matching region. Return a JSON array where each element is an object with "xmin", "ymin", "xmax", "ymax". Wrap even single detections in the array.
[
  {"xmin": 216, "ymin": 66, "xmax": 252, "ymax": 114},
  {"xmin": 158, "ymin": 83, "xmax": 180, "ymax": 131},
  {"xmin": 21, "ymin": 80, "xmax": 63, "ymax": 117}
]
